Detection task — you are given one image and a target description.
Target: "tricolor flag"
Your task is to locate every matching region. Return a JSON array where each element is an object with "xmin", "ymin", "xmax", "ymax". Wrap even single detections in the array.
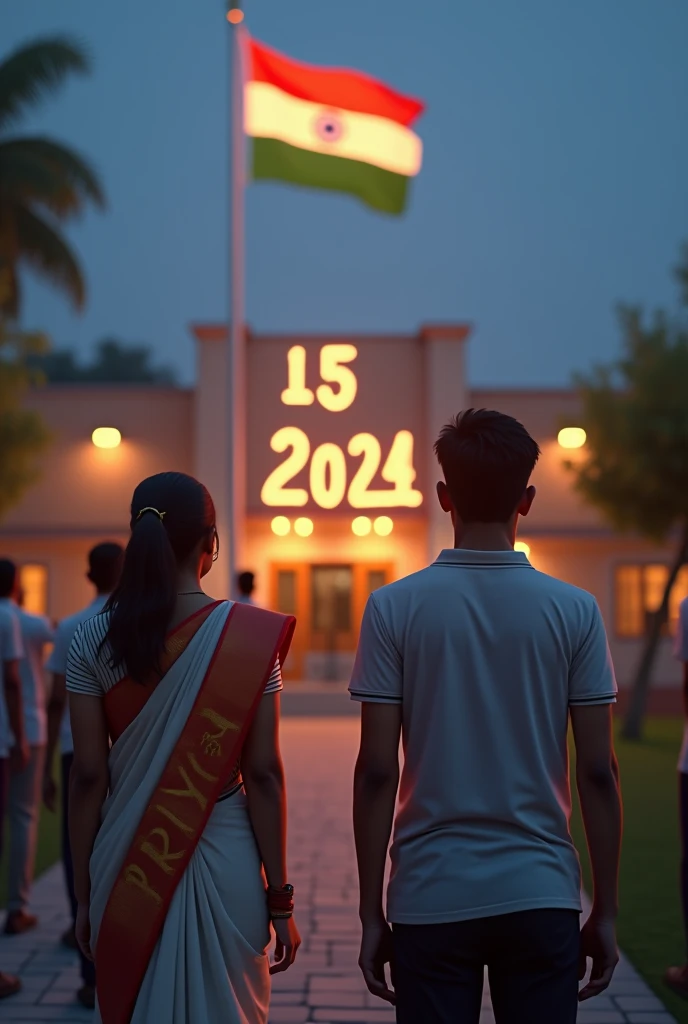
[{"xmin": 243, "ymin": 35, "xmax": 425, "ymax": 215}]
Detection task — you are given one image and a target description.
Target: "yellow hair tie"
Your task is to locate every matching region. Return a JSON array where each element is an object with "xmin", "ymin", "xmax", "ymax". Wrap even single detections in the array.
[{"xmin": 136, "ymin": 507, "xmax": 166, "ymax": 521}]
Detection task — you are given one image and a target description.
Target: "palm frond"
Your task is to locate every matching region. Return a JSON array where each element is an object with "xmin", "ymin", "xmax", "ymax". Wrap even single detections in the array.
[
  {"xmin": 0, "ymin": 136, "xmax": 106, "ymax": 215},
  {"xmin": 13, "ymin": 204, "xmax": 85, "ymax": 310},
  {"xmin": 0, "ymin": 38, "xmax": 90, "ymax": 132}
]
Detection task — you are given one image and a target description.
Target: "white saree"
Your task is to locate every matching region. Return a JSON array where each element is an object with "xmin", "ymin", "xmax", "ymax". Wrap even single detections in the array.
[{"xmin": 88, "ymin": 603, "xmax": 271, "ymax": 1024}]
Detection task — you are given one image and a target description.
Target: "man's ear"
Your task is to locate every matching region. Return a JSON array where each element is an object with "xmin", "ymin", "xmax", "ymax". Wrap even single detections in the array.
[
  {"xmin": 517, "ymin": 485, "xmax": 537, "ymax": 518},
  {"xmin": 436, "ymin": 480, "xmax": 453, "ymax": 513}
]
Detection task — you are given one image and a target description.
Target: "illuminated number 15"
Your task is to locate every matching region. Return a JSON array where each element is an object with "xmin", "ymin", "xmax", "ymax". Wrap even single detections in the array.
[{"xmin": 281, "ymin": 344, "xmax": 358, "ymax": 413}]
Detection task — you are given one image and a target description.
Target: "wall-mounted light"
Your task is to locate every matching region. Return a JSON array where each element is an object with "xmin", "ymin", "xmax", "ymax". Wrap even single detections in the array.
[
  {"xmin": 92, "ymin": 427, "xmax": 122, "ymax": 449},
  {"xmin": 352, "ymin": 516, "xmax": 372, "ymax": 537},
  {"xmin": 271, "ymin": 516, "xmax": 291, "ymax": 537},
  {"xmin": 514, "ymin": 540, "xmax": 531, "ymax": 557},
  {"xmin": 557, "ymin": 427, "xmax": 586, "ymax": 450},
  {"xmin": 374, "ymin": 516, "xmax": 394, "ymax": 537},
  {"xmin": 294, "ymin": 517, "xmax": 314, "ymax": 538}
]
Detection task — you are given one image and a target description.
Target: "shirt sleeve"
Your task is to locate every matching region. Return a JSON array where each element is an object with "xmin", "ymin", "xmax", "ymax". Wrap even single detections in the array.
[
  {"xmin": 45, "ymin": 621, "xmax": 71, "ymax": 675},
  {"xmin": 0, "ymin": 611, "xmax": 23, "ymax": 662},
  {"xmin": 264, "ymin": 659, "xmax": 283, "ymax": 695},
  {"xmin": 66, "ymin": 625, "xmax": 102, "ymax": 697},
  {"xmin": 568, "ymin": 599, "xmax": 618, "ymax": 706},
  {"xmin": 349, "ymin": 593, "xmax": 402, "ymax": 704},
  {"xmin": 675, "ymin": 598, "xmax": 688, "ymax": 662},
  {"xmin": 37, "ymin": 616, "xmax": 55, "ymax": 646}
]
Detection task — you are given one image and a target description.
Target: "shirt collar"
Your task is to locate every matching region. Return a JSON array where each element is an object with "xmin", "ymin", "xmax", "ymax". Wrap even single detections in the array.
[{"xmin": 434, "ymin": 548, "xmax": 532, "ymax": 568}]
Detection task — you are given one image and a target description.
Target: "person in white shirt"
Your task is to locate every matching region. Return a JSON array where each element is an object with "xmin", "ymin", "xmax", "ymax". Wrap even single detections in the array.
[
  {"xmin": 43, "ymin": 542, "xmax": 123, "ymax": 1011},
  {"xmin": 0, "ymin": 562, "xmax": 54, "ymax": 936},
  {"xmin": 351, "ymin": 409, "xmax": 622, "ymax": 1024},
  {"xmin": 0, "ymin": 566, "xmax": 28, "ymax": 1001},
  {"xmin": 665, "ymin": 596, "xmax": 688, "ymax": 997}
]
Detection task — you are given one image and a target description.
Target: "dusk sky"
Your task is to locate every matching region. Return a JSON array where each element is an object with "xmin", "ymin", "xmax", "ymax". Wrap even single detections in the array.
[{"xmin": 4, "ymin": 0, "xmax": 688, "ymax": 385}]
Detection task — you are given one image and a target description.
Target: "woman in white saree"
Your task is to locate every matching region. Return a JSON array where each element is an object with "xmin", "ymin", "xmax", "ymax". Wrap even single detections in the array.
[{"xmin": 66, "ymin": 472, "xmax": 300, "ymax": 1024}]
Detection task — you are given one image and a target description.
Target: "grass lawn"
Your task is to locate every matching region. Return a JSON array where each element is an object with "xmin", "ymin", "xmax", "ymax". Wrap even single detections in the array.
[{"xmin": 571, "ymin": 716, "xmax": 688, "ymax": 1023}]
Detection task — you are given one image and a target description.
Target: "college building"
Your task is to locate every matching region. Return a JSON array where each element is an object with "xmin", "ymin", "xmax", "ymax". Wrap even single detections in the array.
[{"xmin": 1, "ymin": 323, "xmax": 684, "ymax": 694}]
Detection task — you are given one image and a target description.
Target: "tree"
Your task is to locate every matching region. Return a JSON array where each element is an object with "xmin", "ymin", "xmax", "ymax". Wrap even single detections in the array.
[
  {"xmin": 0, "ymin": 37, "xmax": 105, "ymax": 317},
  {"xmin": 567, "ymin": 248, "xmax": 688, "ymax": 739},
  {"xmin": 0, "ymin": 278, "xmax": 51, "ymax": 519},
  {"xmin": 30, "ymin": 338, "xmax": 178, "ymax": 384}
]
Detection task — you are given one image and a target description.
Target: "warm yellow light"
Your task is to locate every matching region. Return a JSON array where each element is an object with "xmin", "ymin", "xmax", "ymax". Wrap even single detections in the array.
[
  {"xmin": 316, "ymin": 344, "xmax": 358, "ymax": 412},
  {"xmin": 558, "ymin": 427, "xmax": 586, "ymax": 450},
  {"xmin": 310, "ymin": 442, "xmax": 347, "ymax": 509},
  {"xmin": 271, "ymin": 516, "xmax": 291, "ymax": 537},
  {"xmin": 514, "ymin": 541, "xmax": 531, "ymax": 557},
  {"xmin": 374, "ymin": 516, "xmax": 394, "ymax": 537},
  {"xmin": 294, "ymin": 517, "xmax": 313, "ymax": 538},
  {"xmin": 227, "ymin": 8, "xmax": 244, "ymax": 23},
  {"xmin": 352, "ymin": 516, "xmax": 372, "ymax": 537},
  {"xmin": 92, "ymin": 427, "xmax": 121, "ymax": 449}
]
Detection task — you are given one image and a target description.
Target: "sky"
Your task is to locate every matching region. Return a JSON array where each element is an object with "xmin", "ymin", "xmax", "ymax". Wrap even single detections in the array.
[{"xmin": 4, "ymin": 0, "xmax": 688, "ymax": 386}]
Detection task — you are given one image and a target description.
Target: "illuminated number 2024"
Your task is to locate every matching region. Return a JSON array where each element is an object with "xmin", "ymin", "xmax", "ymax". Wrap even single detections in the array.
[
  {"xmin": 281, "ymin": 344, "xmax": 358, "ymax": 413},
  {"xmin": 261, "ymin": 427, "xmax": 423, "ymax": 510}
]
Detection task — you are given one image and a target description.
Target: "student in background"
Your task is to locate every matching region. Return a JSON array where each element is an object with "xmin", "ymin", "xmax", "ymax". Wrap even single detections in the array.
[
  {"xmin": 43, "ymin": 542, "xmax": 123, "ymax": 1010},
  {"xmin": 0, "ymin": 562, "xmax": 54, "ymax": 936},
  {"xmin": 0, "ymin": 564, "xmax": 28, "ymax": 999},
  {"xmin": 237, "ymin": 571, "xmax": 256, "ymax": 604},
  {"xmin": 665, "ymin": 595, "xmax": 688, "ymax": 998}
]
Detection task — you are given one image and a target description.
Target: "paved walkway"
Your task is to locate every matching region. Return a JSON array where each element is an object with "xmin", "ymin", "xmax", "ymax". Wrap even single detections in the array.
[{"xmin": 0, "ymin": 718, "xmax": 678, "ymax": 1022}]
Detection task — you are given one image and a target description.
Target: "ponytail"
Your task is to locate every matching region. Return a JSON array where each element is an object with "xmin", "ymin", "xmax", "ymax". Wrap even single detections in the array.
[{"xmin": 106, "ymin": 511, "xmax": 178, "ymax": 683}]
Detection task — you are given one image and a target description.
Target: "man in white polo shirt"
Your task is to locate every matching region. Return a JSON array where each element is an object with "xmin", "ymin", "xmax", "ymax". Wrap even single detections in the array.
[{"xmin": 351, "ymin": 409, "xmax": 622, "ymax": 1023}]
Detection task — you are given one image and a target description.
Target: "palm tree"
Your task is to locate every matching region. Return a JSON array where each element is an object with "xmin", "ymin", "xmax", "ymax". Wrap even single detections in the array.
[{"xmin": 0, "ymin": 37, "xmax": 105, "ymax": 317}]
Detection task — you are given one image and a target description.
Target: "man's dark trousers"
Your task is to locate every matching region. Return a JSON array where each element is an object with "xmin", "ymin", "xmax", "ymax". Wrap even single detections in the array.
[
  {"xmin": 61, "ymin": 754, "xmax": 96, "ymax": 988},
  {"xmin": 393, "ymin": 908, "xmax": 580, "ymax": 1023}
]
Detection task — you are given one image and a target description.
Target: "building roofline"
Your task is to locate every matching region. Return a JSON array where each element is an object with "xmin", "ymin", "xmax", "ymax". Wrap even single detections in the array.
[{"xmin": 189, "ymin": 323, "xmax": 473, "ymax": 344}]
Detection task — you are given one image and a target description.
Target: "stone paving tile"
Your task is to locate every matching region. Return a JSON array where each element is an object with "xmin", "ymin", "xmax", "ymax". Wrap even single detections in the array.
[{"xmin": 0, "ymin": 718, "xmax": 679, "ymax": 1023}]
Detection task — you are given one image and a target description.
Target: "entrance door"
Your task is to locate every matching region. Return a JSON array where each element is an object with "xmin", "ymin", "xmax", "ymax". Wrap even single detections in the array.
[{"xmin": 271, "ymin": 562, "xmax": 393, "ymax": 681}]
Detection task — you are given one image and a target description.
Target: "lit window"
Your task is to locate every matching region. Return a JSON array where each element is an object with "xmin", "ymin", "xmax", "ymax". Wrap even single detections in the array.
[
  {"xmin": 615, "ymin": 564, "xmax": 688, "ymax": 637},
  {"xmin": 19, "ymin": 564, "xmax": 48, "ymax": 616}
]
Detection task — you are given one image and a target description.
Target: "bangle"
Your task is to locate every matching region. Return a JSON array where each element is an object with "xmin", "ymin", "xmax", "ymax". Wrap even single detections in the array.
[{"xmin": 267, "ymin": 883, "xmax": 294, "ymax": 918}]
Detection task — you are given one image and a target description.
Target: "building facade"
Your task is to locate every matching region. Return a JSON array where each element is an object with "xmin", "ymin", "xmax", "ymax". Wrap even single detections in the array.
[{"xmin": 1, "ymin": 324, "xmax": 684, "ymax": 690}]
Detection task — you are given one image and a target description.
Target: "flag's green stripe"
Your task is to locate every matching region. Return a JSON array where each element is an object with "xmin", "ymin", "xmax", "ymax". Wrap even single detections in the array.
[{"xmin": 252, "ymin": 137, "xmax": 409, "ymax": 215}]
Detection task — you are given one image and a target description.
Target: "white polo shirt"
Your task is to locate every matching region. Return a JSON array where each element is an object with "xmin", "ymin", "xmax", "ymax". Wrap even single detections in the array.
[
  {"xmin": 349, "ymin": 548, "xmax": 617, "ymax": 926},
  {"xmin": 46, "ymin": 594, "xmax": 109, "ymax": 755},
  {"xmin": 14, "ymin": 606, "xmax": 54, "ymax": 746},
  {"xmin": 674, "ymin": 596, "xmax": 688, "ymax": 773}
]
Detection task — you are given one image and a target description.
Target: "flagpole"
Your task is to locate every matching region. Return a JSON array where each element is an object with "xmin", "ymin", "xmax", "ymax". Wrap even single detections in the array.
[{"xmin": 227, "ymin": 6, "xmax": 246, "ymax": 600}]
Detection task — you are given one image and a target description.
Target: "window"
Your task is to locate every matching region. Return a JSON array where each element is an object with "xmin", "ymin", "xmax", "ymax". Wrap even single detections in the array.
[
  {"xmin": 311, "ymin": 566, "xmax": 353, "ymax": 632},
  {"xmin": 276, "ymin": 570, "xmax": 297, "ymax": 616},
  {"xmin": 19, "ymin": 564, "xmax": 48, "ymax": 616},
  {"xmin": 366, "ymin": 570, "xmax": 387, "ymax": 595},
  {"xmin": 615, "ymin": 564, "xmax": 688, "ymax": 638}
]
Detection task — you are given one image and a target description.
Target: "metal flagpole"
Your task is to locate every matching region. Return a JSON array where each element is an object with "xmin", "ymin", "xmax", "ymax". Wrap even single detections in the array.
[{"xmin": 227, "ymin": 3, "xmax": 246, "ymax": 600}]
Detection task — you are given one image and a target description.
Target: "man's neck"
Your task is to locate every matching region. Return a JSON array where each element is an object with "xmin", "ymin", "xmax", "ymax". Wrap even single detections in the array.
[{"xmin": 454, "ymin": 524, "xmax": 515, "ymax": 552}]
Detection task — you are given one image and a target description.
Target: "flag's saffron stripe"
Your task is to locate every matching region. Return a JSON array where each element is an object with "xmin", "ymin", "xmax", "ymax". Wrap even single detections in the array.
[
  {"xmin": 252, "ymin": 137, "xmax": 409, "ymax": 216},
  {"xmin": 246, "ymin": 82, "xmax": 422, "ymax": 178},
  {"xmin": 246, "ymin": 37, "xmax": 424, "ymax": 127}
]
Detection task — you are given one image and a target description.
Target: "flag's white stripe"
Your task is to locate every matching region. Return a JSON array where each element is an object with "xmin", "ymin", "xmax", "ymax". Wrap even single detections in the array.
[{"xmin": 245, "ymin": 81, "xmax": 422, "ymax": 177}]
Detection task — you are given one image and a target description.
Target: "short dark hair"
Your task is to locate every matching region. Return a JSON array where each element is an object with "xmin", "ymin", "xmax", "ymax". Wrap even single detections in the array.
[
  {"xmin": 88, "ymin": 543, "xmax": 125, "ymax": 593},
  {"xmin": 0, "ymin": 560, "xmax": 17, "ymax": 599},
  {"xmin": 434, "ymin": 409, "xmax": 540, "ymax": 522},
  {"xmin": 237, "ymin": 571, "xmax": 254, "ymax": 596}
]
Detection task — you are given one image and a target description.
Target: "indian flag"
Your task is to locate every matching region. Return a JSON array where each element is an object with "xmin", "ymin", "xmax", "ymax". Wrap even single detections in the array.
[{"xmin": 243, "ymin": 34, "xmax": 425, "ymax": 215}]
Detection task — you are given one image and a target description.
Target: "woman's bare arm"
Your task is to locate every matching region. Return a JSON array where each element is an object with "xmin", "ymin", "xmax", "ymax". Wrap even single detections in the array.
[
  {"xmin": 242, "ymin": 692, "xmax": 287, "ymax": 887},
  {"xmin": 68, "ymin": 693, "xmax": 110, "ymax": 907}
]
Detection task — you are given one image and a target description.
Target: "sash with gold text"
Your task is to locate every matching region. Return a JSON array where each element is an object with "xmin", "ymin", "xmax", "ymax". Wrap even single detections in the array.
[{"xmin": 95, "ymin": 602, "xmax": 295, "ymax": 1024}]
